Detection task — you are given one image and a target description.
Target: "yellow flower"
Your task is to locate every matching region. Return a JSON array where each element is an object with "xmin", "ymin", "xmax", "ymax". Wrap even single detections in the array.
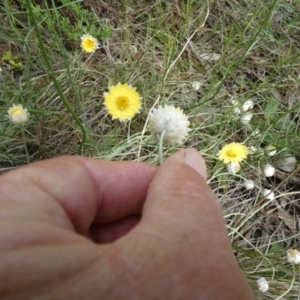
[
  {"xmin": 103, "ymin": 83, "xmax": 142, "ymax": 122},
  {"xmin": 80, "ymin": 34, "xmax": 99, "ymax": 53},
  {"xmin": 218, "ymin": 143, "xmax": 249, "ymax": 164},
  {"xmin": 7, "ymin": 104, "xmax": 29, "ymax": 125}
]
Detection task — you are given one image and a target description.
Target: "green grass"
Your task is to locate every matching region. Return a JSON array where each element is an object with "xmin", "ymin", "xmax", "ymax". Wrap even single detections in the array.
[{"xmin": 1, "ymin": 0, "xmax": 300, "ymax": 298}]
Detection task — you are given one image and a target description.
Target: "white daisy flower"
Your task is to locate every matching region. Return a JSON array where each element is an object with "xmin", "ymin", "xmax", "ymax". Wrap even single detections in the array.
[
  {"xmin": 263, "ymin": 164, "xmax": 275, "ymax": 177},
  {"xmin": 257, "ymin": 277, "xmax": 269, "ymax": 293},
  {"xmin": 287, "ymin": 249, "xmax": 300, "ymax": 264},
  {"xmin": 7, "ymin": 104, "xmax": 30, "ymax": 125},
  {"xmin": 148, "ymin": 105, "xmax": 190, "ymax": 145}
]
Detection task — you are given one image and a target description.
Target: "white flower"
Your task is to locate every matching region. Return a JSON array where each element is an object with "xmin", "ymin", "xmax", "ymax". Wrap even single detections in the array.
[
  {"xmin": 276, "ymin": 156, "xmax": 296, "ymax": 172},
  {"xmin": 240, "ymin": 113, "xmax": 253, "ymax": 125},
  {"xmin": 148, "ymin": 105, "xmax": 190, "ymax": 145},
  {"xmin": 227, "ymin": 162, "xmax": 241, "ymax": 174},
  {"xmin": 257, "ymin": 277, "xmax": 269, "ymax": 293},
  {"xmin": 265, "ymin": 145, "xmax": 276, "ymax": 156},
  {"xmin": 262, "ymin": 189, "xmax": 275, "ymax": 200},
  {"xmin": 7, "ymin": 104, "xmax": 29, "ymax": 125},
  {"xmin": 243, "ymin": 179, "xmax": 255, "ymax": 190},
  {"xmin": 287, "ymin": 249, "xmax": 300, "ymax": 264},
  {"xmin": 191, "ymin": 81, "xmax": 201, "ymax": 91},
  {"xmin": 242, "ymin": 100, "xmax": 254, "ymax": 111},
  {"xmin": 263, "ymin": 164, "xmax": 275, "ymax": 177}
]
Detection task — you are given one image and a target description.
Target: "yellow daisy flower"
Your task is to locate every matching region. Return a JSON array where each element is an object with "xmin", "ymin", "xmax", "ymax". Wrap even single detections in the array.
[
  {"xmin": 218, "ymin": 143, "xmax": 249, "ymax": 164},
  {"xmin": 103, "ymin": 83, "xmax": 142, "ymax": 122},
  {"xmin": 80, "ymin": 34, "xmax": 99, "ymax": 53}
]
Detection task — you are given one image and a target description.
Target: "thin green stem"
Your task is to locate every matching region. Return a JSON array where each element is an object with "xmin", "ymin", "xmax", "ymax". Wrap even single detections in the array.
[
  {"xmin": 24, "ymin": 0, "xmax": 87, "ymax": 155},
  {"xmin": 158, "ymin": 130, "xmax": 165, "ymax": 165},
  {"xmin": 21, "ymin": 128, "xmax": 30, "ymax": 164}
]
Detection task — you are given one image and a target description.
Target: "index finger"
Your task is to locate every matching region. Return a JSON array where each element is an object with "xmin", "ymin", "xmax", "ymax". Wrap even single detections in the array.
[{"xmin": 0, "ymin": 156, "xmax": 157, "ymax": 234}]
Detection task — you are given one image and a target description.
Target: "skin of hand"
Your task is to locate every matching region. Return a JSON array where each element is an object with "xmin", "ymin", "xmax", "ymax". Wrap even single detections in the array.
[{"xmin": 0, "ymin": 149, "xmax": 255, "ymax": 300}]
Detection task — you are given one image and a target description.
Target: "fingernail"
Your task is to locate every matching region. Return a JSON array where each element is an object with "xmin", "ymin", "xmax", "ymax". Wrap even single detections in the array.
[{"xmin": 184, "ymin": 148, "xmax": 207, "ymax": 180}]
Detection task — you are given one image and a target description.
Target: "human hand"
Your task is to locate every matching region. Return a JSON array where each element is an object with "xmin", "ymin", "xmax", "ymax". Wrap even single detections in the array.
[{"xmin": 0, "ymin": 149, "xmax": 254, "ymax": 299}]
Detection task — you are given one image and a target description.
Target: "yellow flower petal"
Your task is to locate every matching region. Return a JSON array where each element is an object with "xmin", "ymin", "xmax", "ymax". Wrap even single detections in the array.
[{"xmin": 218, "ymin": 143, "xmax": 249, "ymax": 164}]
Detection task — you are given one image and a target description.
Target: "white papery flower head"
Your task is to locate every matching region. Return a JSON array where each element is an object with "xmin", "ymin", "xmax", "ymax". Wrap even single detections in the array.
[
  {"xmin": 242, "ymin": 100, "xmax": 254, "ymax": 111},
  {"xmin": 240, "ymin": 113, "xmax": 253, "ymax": 125},
  {"xmin": 262, "ymin": 189, "xmax": 275, "ymax": 200},
  {"xmin": 287, "ymin": 249, "xmax": 300, "ymax": 264},
  {"xmin": 7, "ymin": 104, "xmax": 29, "ymax": 125},
  {"xmin": 148, "ymin": 105, "xmax": 190, "ymax": 145},
  {"xmin": 191, "ymin": 81, "xmax": 201, "ymax": 91},
  {"xmin": 257, "ymin": 277, "xmax": 269, "ymax": 293},
  {"xmin": 227, "ymin": 162, "xmax": 241, "ymax": 174},
  {"xmin": 243, "ymin": 179, "xmax": 255, "ymax": 190},
  {"xmin": 263, "ymin": 164, "xmax": 275, "ymax": 177}
]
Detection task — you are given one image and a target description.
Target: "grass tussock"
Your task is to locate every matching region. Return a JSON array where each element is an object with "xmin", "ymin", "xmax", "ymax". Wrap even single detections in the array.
[{"xmin": 1, "ymin": 0, "xmax": 300, "ymax": 298}]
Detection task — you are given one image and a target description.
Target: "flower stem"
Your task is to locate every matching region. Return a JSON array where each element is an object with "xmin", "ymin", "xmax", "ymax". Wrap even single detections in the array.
[
  {"xmin": 25, "ymin": 0, "xmax": 87, "ymax": 155},
  {"xmin": 21, "ymin": 128, "xmax": 30, "ymax": 164},
  {"xmin": 127, "ymin": 120, "xmax": 131, "ymax": 143},
  {"xmin": 159, "ymin": 130, "xmax": 165, "ymax": 165}
]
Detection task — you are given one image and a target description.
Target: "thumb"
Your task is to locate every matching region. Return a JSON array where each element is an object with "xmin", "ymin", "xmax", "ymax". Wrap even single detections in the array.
[
  {"xmin": 140, "ymin": 148, "xmax": 229, "ymax": 247},
  {"xmin": 128, "ymin": 149, "xmax": 254, "ymax": 299}
]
